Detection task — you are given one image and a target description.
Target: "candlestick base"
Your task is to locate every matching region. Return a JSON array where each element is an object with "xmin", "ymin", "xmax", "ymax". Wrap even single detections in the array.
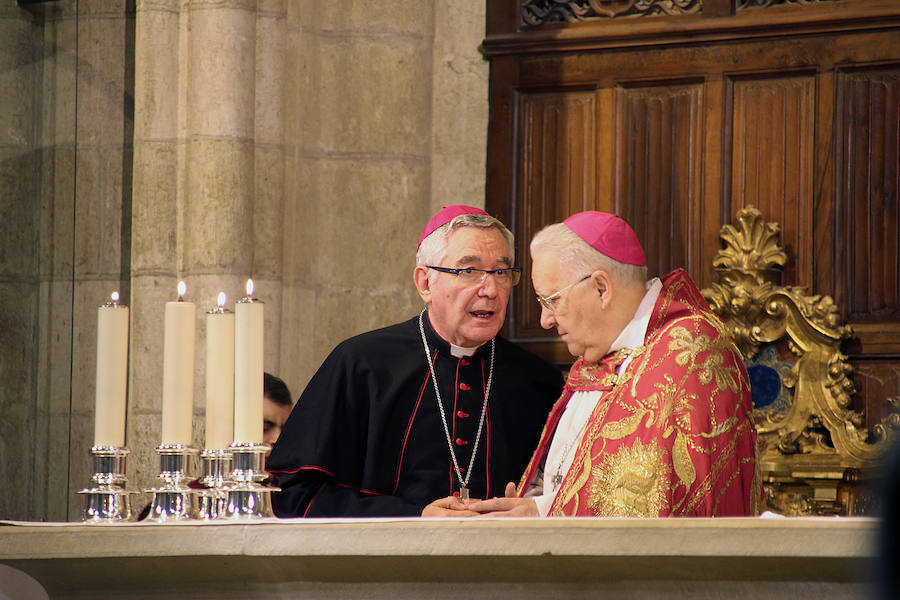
[
  {"xmin": 144, "ymin": 486, "xmax": 196, "ymax": 521},
  {"xmin": 222, "ymin": 483, "xmax": 278, "ymax": 519},
  {"xmin": 143, "ymin": 444, "xmax": 199, "ymax": 522},
  {"xmin": 79, "ymin": 487, "xmax": 134, "ymax": 522},
  {"xmin": 196, "ymin": 449, "xmax": 232, "ymax": 520},
  {"xmin": 78, "ymin": 446, "xmax": 135, "ymax": 522},
  {"xmin": 221, "ymin": 442, "xmax": 280, "ymax": 519}
]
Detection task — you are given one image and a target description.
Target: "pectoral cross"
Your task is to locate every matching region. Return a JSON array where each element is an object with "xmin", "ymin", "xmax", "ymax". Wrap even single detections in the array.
[
  {"xmin": 459, "ymin": 486, "xmax": 469, "ymax": 501},
  {"xmin": 552, "ymin": 471, "xmax": 564, "ymax": 492}
]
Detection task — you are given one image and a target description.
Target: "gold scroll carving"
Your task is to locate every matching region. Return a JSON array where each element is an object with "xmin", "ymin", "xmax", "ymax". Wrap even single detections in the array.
[{"xmin": 701, "ymin": 206, "xmax": 898, "ymax": 516}]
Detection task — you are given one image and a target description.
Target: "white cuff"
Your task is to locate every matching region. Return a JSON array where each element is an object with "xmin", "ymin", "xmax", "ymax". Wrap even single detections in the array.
[{"xmin": 532, "ymin": 493, "xmax": 554, "ymax": 517}]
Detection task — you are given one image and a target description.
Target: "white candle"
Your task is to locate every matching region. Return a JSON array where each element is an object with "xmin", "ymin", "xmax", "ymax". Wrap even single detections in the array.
[
  {"xmin": 161, "ymin": 281, "xmax": 196, "ymax": 446},
  {"xmin": 234, "ymin": 279, "xmax": 264, "ymax": 444},
  {"xmin": 205, "ymin": 292, "xmax": 235, "ymax": 449},
  {"xmin": 94, "ymin": 291, "xmax": 129, "ymax": 447}
]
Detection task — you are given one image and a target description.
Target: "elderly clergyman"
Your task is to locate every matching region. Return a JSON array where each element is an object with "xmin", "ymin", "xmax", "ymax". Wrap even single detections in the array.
[
  {"xmin": 464, "ymin": 211, "xmax": 758, "ymax": 517},
  {"xmin": 267, "ymin": 205, "xmax": 563, "ymax": 517}
]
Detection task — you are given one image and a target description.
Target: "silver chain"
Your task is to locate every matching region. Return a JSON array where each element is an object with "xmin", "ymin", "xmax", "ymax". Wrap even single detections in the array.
[
  {"xmin": 418, "ymin": 310, "xmax": 494, "ymax": 492},
  {"xmin": 551, "ymin": 416, "xmax": 589, "ymax": 492}
]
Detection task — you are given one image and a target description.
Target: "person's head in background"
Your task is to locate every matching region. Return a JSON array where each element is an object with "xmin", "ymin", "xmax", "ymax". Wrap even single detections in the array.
[{"xmin": 263, "ymin": 372, "xmax": 293, "ymax": 446}]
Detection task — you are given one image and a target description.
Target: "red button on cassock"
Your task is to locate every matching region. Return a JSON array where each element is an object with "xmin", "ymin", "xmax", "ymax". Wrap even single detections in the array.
[
  {"xmin": 459, "ymin": 382, "xmax": 471, "ymax": 391},
  {"xmin": 455, "ymin": 437, "xmax": 468, "ymax": 446},
  {"xmin": 456, "ymin": 410, "xmax": 470, "ymax": 418}
]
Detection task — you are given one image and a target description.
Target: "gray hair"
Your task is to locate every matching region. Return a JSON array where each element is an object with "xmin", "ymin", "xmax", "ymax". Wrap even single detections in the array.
[
  {"xmin": 416, "ymin": 213, "xmax": 515, "ymax": 268},
  {"xmin": 530, "ymin": 222, "xmax": 647, "ymax": 285}
]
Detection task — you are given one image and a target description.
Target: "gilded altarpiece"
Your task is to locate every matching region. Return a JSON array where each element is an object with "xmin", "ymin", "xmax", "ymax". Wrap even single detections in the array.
[{"xmin": 702, "ymin": 208, "xmax": 898, "ymax": 515}]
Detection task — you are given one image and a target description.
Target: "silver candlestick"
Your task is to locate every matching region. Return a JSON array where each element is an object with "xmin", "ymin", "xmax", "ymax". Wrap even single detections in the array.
[
  {"xmin": 196, "ymin": 448, "xmax": 232, "ymax": 520},
  {"xmin": 78, "ymin": 446, "xmax": 135, "ymax": 522},
  {"xmin": 143, "ymin": 444, "xmax": 199, "ymax": 521},
  {"xmin": 222, "ymin": 442, "xmax": 280, "ymax": 519}
]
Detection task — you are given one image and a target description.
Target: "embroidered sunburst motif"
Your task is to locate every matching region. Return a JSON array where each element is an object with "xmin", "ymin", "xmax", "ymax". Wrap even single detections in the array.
[{"xmin": 588, "ymin": 439, "xmax": 670, "ymax": 517}]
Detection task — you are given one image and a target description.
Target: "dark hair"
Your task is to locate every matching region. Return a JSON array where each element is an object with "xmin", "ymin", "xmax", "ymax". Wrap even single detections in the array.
[{"xmin": 264, "ymin": 372, "xmax": 292, "ymax": 407}]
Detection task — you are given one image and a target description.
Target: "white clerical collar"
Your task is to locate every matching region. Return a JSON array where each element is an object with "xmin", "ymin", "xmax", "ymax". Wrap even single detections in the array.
[
  {"xmin": 450, "ymin": 343, "xmax": 479, "ymax": 358},
  {"xmin": 425, "ymin": 310, "xmax": 483, "ymax": 358},
  {"xmin": 607, "ymin": 277, "xmax": 663, "ymax": 354}
]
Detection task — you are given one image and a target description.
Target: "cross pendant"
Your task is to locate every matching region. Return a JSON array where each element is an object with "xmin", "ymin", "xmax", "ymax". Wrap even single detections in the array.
[
  {"xmin": 552, "ymin": 471, "xmax": 563, "ymax": 491},
  {"xmin": 459, "ymin": 486, "xmax": 469, "ymax": 501}
]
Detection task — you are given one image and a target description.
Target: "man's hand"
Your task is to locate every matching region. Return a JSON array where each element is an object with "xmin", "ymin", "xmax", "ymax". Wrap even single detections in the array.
[
  {"xmin": 421, "ymin": 496, "xmax": 480, "ymax": 517},
  {"xmin": 466, "ymin": 482, "xmax": 540, "ymax": 517}
]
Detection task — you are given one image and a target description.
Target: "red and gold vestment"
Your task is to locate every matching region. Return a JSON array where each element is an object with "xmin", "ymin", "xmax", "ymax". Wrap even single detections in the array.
[{"xmin": 519, "ymin": 269, "xmax": 759, "ymax": 517}]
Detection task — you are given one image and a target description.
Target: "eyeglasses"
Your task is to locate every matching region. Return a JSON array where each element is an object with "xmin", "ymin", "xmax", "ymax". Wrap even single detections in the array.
[
  {"xmin": 535, "ymin": 275, "xmax": 591, "ymax": 313},
  {"xmin": 427, "ymin": 265, "xmax": 522, "ymax": 287}
]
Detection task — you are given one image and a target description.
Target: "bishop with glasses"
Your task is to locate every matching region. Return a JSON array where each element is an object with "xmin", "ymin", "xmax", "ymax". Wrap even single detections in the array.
[{"xmin": 266, "ymin": 205, "xmax": 563, "ymax": 517}]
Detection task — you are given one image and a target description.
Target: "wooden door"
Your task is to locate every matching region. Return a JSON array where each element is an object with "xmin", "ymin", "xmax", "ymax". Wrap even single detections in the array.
[{"xmin": 484, "ymin": 0, "xmax": 900, "ymax": 423}]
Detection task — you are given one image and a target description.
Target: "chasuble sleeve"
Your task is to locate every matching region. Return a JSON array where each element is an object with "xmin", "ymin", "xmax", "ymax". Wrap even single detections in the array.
[{"xmin": 626, "ymin": 317, "xmax": 757, "ymax": 517}]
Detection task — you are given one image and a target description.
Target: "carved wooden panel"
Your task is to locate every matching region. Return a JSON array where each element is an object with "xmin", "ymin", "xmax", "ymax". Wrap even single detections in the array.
[
  {"xmin": 852, "ymin": 359, "xmax": 900, "ymax": 428},
  {"xmin": 727, "ymin": 74, "xmax": 816, "ymax": 289},
  {"xmin": 485, "ymin": 1, "xmax": 900, "ymax": 426},
  {"xmin": 615, "ymin": 82, "xmax": 704, "ymax": 282},
  {"xmin": 738, "ymin": 0, "xmax": 838, "ymax": 8},
  {"xmin": 834, "ymin": 66, "xmax": 900, "ymax": 340},
  {"xmin": 521, "ymin": 0, "xmax": 702, "ymax": 24},
  {"xmin": 516, "ymin": 91, "xmax": 597, "ymax": 337}
]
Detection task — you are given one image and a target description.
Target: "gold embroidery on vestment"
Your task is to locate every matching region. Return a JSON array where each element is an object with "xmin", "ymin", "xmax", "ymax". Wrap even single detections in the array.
[
  {"xmin": 588, "ymin": 439, "xmax": 670, "ymax": 517},
  {"xmin": 666, "ymin": 323, "xmax": 742, "ymax": 394},
  {"xmin": 601, "ymin": 374, "xmax": 618, "ymax": 387},
  {"xmin": 681, "ymin": 424, "xmax": 743, "ymax": 514},
  {"xmin": 557, "ymin": 451, "xmax": 592, "ymax": 515},
  {"xmin": 668, "ymin": 326, "xmax": 709, "ymax": 366},
  {"xmin": 672, "ymin": 431, "xmax": 696, "ymax": 489},
  {"xmin": 698, "ymin": 352, "xmax": 740, "ymax": 393},
  {"xmin": 600, "ymin": 409, "xmax": 649, "ymax": 440},
  {"xmin": 712, "ymin": 468, "xmax": 741, "ymax": 514},
  {"xmin": 700, "ymin": 416, "xmax": 738, "ymax": 438},
  {"xmin": 554, "ymin": 278, "xmax": 755, "ymax": 517}
]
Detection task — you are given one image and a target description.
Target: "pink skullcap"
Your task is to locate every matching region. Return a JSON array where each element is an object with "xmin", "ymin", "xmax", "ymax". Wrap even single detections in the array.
[
  {"xmin": 418, "ymin": 205, "xmax": 490, "ymax": 249},
  {"xmin": 564, "ymin": 211, "xmax": 646, "ymax": 266}
]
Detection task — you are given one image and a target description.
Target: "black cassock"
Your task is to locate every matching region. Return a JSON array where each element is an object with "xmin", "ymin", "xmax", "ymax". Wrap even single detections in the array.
[{"xmin": 267, "ymin": 313, "xmax": 564, "ymax": 517}]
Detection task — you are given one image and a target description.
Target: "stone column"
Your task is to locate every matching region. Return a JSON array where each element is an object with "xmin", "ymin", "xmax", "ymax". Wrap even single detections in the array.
[
  {"xmin": 1, "ymin": 0, "xmax": 136, "ymax": 521},
  {"xmin": 50, "ymin": 0, "xmax": 135, "ymax": 520},
  {"xmin": 132, "ymin": 0, "xmax": 264, "ymax": 497},
  {"xmin": 131, "ymin": 0, "xmax": 184, "ymax": 499},
  {"xmin": 255, "ymin": 0, "xmax": 287, "ymax": 377},
  {"xmin": 183, "ymin": 0, "xmax": 258, "ymax": 459},
  {"xmin": 431, "ymin": 1, "xmax": 489, "ymax": 211},
  {"xmin": 0, "ymin": 1, "xmax": 47, "ymax": 521}
]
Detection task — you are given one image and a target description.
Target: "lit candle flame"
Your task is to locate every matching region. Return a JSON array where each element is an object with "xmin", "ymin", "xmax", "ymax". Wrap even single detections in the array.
[
  {"xmin": 217, "ymin": 291, "xmax": 226, "ymax": 308},
  {"xmin": 111, "ymin": 291, "xmax": 120, "ymax": 303},
  {"xmin": 177, "ymin": 281, "xmax": 187, "ymax": 299},
  {"xmin": 246, "ymin": 279, "xmax": 254, "ymax": 298}
]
